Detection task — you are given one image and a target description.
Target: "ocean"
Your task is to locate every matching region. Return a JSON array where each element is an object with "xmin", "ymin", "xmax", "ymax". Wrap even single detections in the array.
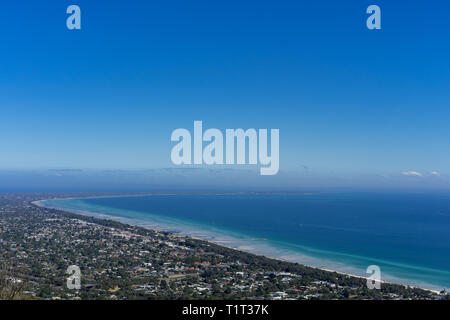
[{"xmin": 39, "ymin": 192, "xmax": 450, "ymax": 291}]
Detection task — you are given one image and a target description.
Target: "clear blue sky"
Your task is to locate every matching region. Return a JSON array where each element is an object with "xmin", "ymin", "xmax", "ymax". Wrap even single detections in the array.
[{"xmin": 0, "ymin": 1, "xmax": 449, "ymax": 181}]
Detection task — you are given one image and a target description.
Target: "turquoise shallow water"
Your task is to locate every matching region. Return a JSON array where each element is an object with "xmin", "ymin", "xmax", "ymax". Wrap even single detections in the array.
[{"xmin": 40, "ymin": 192, "xmax": 450, "ymax": 290}]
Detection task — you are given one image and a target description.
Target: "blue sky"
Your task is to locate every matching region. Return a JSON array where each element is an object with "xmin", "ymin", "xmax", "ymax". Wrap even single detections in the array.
[{"xmin": 1, "ymin": 1, "xmax": 450, "ymax": 188}]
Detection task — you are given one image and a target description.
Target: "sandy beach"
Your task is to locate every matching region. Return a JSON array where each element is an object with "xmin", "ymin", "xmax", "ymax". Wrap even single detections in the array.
[{"xmin": 33, "ymin": 196, "xmax": 444, "ymax": 293}]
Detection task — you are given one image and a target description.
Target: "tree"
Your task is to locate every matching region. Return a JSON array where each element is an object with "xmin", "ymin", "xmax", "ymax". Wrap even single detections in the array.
[{"xmin": 0, "ymin": 262, "xmax": 27, "ymax": 300}]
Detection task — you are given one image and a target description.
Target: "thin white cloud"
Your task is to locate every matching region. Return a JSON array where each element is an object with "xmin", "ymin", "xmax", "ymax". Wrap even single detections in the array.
[
  {"xmin": 401, "ymin": 171, "xmax": 422, "ymax": 177},
  {"xmin": 431, "ymin": 171, "xmax": 440, "ymax": 176}
]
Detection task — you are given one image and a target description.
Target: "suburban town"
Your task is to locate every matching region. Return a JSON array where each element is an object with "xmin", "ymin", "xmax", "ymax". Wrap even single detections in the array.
[{"xmin": 0, "ymin": 193, "xmax": 448, "ymax": 300}]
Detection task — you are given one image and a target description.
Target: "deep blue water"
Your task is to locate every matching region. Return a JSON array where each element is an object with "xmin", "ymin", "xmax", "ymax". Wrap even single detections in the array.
[{"xmin": 42, "ymin": 192, "xmax": 450, "ymax": 290}]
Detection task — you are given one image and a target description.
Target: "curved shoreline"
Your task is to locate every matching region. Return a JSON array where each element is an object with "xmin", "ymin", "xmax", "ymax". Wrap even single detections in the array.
[{"xmin": 33, "ymin": 196, "xmax": 444, "ymax": 294}]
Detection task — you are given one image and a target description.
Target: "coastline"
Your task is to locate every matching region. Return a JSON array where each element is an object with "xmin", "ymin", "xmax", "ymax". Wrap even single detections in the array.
[{"xmin": 32, "ymin": 195, "xmax": 443, "ymax": 294}]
